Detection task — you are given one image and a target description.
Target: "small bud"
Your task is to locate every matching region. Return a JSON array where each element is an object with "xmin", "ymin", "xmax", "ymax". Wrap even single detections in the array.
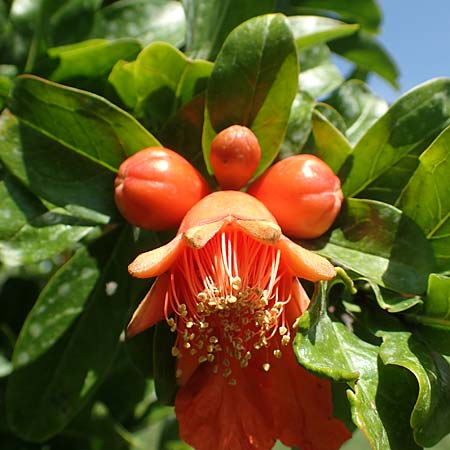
[
  {"xmin": 247, "ymin": 154, "xmax": 343, "ymax": 239},
  {"xmin": 114, "ymin": 147, "xmax": 210, "ymax": 230},
  {"xmin": 210, "ymin": 125, "xmax": 261, "ymax": 190}
]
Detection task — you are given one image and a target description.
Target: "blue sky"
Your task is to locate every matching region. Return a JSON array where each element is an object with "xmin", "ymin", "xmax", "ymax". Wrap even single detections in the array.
[{"xmin": 367, "ymin": 0, "xmax": 450, "ymax": 103}]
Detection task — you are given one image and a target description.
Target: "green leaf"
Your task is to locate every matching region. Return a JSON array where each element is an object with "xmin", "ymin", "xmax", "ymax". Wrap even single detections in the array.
[
  {"xmin": 361, "ymin": 279, "xmax": 423, "ymax": 313},
  {"xmin": 153, "ymin": 321, "xmax": 177, "ymax": 405},
  {"xmin": 108, "ymin": 59, "xmax": 137, "ymax": 109},
  {"xmin": 9, "ymin": 75, "xmax": 161, "ymax": 171},
  {"xmin": 6, "ymin": 226, "xmax": 151, "ymax": 441},
  {"xmin": 203, "ymin": 13, "xmax": 298, "ymax": 176},
  {"xmin": 424, "ymin": 274, "xmax": 450, "ymax": 325},
  {"xmin": 342, "ymin": 78, "xmax": 450, "ymax": 203},
  {"xmin": 299, "ymin": 44, "xmax": 343, "ymax": 99},
  {"xmin": 379, "ymin": 331, "xmax": 450, "ymax": 447},
  {"xmin": 397, "ymin": 126, "xmax": 450, "ymax": 271},
  {"xmin": 132, "ymin": 42, "xmax": 213, "ymax": 132},
  {"xmin": 47, "ymin": 38, "xmax": 141, "ymax": 83},
  {"xmin": 311, "ymin": 109, "xmax": 352, "ymax": 173},
  {"xmin": 295, "ymin": 282, "xmax": 420, "ymax": 450},
  {"xmin": 183, "ymin": 0, "xmax": 275, "ymax": 60},
  {"xmin": 294, "ymin": 282, "xmax": 359, "ymax": 382},
  {"xmin": 92, "ymin": 0, "xmax": 185, "ymax": 48},
  {"xmin": 0, "ymin": 171, "xmax": 47, "ymax": 241},
  {"xmin": 12, "ymin": 246, "xmax": 99, "ymax": 368},
  {"xmin": 329, "ymin": 31, "xmax": 399, "ymax": 88},
  {"xmin": 327, "ymin": 80, "xmax": 388, "ymax": 145},
  {"xmin": 279, "ymin": 90, "xmax": 314, "ymax": 158},
  {"xmin": 288, "ymin": 15, "xmax": 359, "ymax": 49},
  {"xmin": 305, "ymin": 199, "xmax": 436, "ymax": 294},
  {"xmin": 0, "ymin": 111, "xmax": 117, "ymax": 224},
  {"xmin": 0, "ymin": 207, "xmax": 94, "ymax": 267},
  {"xmin": 159, "ymin": 94, "xmax": 212, "ymax": 180},
  {"xmin": 290, "ymin": 0, "xmax": 382, "ymax": 33}
]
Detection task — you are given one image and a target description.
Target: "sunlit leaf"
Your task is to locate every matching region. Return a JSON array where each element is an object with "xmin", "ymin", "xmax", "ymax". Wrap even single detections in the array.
[
  {"xmin": 299, "ymin": 44, "xmax": 343, "ymax": 99},
  {"xmin": 304, "ymin": 199, "xmax": 436, "ymax": 294},
  {"xmin": 132, "ymin": 42, "xmax": 213, "ymax": 132},
  {"xmin": 183, "ymin": 0, "xmax": 274, "ymax": 60},
  {"xmin": 327, "ymin": 80, "xmax": 388, "ymax": 145},
  {"xmin": 9, "ymin": 75, "xmax": 161, "ymax": 171},
  {"xmin": 288, "ymin": 15, "xmax": 358, "ymax": 49},
  {"xmin": 279, "ymin": 90, "xmax": 314, "ymax": 158},
  {"xmin": 0, "ymin": 111, "xmax": 117, "ymax": 224},
  {"xmin": 6, "ymin": 227, "xmax": 151, "ymax": 441},
  {"xmin": 379, "ymin": 330, "xmax": 450, "ymax": 447},
  {"xmin": 289, "ymin": 0, "xmax": 382, "ymax": 33},
  {"xmin": 295, "ymin": 282, "xmax": 420, "ymax": 450},
  {"xmin": 397, "ymin": 125, "xmax": 450, "ymax": 271},
  {"xmin": 311, "ymin": 109, "xmax": 352, "ymax": 173},
  {"xmin": 47, "ymin": 38, "xmax": 141, "ymax": 83},
  {"xmin": 203, "ymin": 14, "xmax": 298, "ymax": 176},
  {"xmin": 329, "ymin": 31, "xmax": 399, "ymax": 88},
  {"xmin": 342, "ymin": 78, "xmax": 450, "ymax": 204},
  {"xmin": 92, "ymin": 0, "xmax": 186, "ymax": 47}
]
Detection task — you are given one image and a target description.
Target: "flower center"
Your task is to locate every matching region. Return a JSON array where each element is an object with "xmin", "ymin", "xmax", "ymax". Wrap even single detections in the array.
[{"xmin": 165, "ymin": 227, "xmax": 294, "ymax": 383}]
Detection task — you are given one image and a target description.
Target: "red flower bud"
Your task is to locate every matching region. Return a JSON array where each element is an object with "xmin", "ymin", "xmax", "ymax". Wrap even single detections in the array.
[
  {"xmin": 114, "ymin": 147, "xmax": 210, "ymax": 230},
  {"xmin": 247, "ymin": 154, "xmax": 343, "ymax": 239},
  {"xmin": 210, "ymin": 125, "xmax": 261, "ymax": 190}
]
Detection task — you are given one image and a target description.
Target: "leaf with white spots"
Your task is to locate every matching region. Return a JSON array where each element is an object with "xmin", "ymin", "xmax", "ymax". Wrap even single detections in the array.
[
  {"xmin": 6, "ymin": 226, "xmax": 154, "ymax": 441},
  {"xmin": 12, "ymin": 245, "xmax": 100, "ymax": 369}
]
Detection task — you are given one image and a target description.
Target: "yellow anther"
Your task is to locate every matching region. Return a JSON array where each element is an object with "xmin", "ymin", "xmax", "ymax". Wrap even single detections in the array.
[
  {"xmin": 281, "ymin": 335, "xmax": 290, "ymax": 346},
  {"xmin": 171, "ymin": 346, "xmax": 180, "ymax": 357},
  {"xmin": 198, "ymin": 355, "xmax": 208, "ymax": 363},
  {"xmin": 262, "ymin": 363, "xmax": 271, "ymax": 372},
  {"xmin": 273, "ymin": 349, "xmax": 282, "ymax": 359},
  {"xmin": 228, "ymin": 378, "xmax": 237, "ymax": 386},
  {"xmin": 279, "ymin": 326, "xmax": 288, "ymax": 336},
  {"xmin": 223, "ymin": 368, "xmax": 232, "ymax": 378},
  {"xmin": 176, "ymin": 369, "xmax": 183, "ymax": 378}
]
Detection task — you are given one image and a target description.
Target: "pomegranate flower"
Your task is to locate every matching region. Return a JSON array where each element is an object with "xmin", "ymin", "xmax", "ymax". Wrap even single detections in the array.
[{"xmin": 127, "ymin": 191, "xmax": 350, "ymax": 450}]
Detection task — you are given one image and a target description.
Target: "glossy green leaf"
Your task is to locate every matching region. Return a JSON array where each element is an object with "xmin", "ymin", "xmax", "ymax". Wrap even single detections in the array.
[
  {"xmin": 403, "ymin": 274, "xmax": 450, "ymax": 354},
  {"xmin": 361, "ymin": 278, "xmax": 423, "ymax": 313},
  {"xmin": 6, "ymin": 226, "xmax": 151, "ymax": 441},
  {"xmin": 295, "ymin": 282, "xmax": 419, "ymax": 450},
  {"xmin": 183, "ymin": 0, "xmax": 275, "ymax": 60},
  {"xmin": 379, "ymin": 331, "xmax": 450, "ymax": 447},
  {"xmin": 311, "ymin": 109, "xmax": 352, "ymax": 173},
  {"xmin": 92, "ymin": 0, "xmax": 185, "ymax": 47},
  {"xmin": 327, "ymin": 80, "xmax": 388, "ymax": 145},
  {"xmin": 203, "ymin": 14, "xmax": 298, "ymax": 176},
  {"xmin": 279, "ymin": 90, "xmax": 314, "ymax": 158},
  {"xmin": 12, "ymin": 246, "xmax": 99, "ymax": 368},
  {"xmin": 424, "ymin": 274, "xmax": 450, "ymax": 325},
  {"xmin": 0, "ymin": 111, "xmax": 117, "ymax": 224},
  {"xmin": 294, "ymin": 282, "xmax": 359, "ymax": 382},
  {"xmin": 108, "ymin": 60, "xmax": 137, "ymax": 109},
  {"xmin": 314, "ymin": 102, "xmax": 347, "ymax": 134},
  {"xmin": 299, "ymin": 44, "xmax": 343, "ymax": 99},
  {"xmin": 0, "ymin": 170, "xmax": 47, "ymax": 241},
  {"xmin": 10, "ymin": 75, "xmax": 161, "ymax": 171},
  {"xmin": 290, "ymin": 0, "xmax": 382, "ymax": 33},
  {"xmin": 0, "ymin": 207, "xmax": 94, "ymax": 267},
  {"xmin": 47, "ymin": 38, "xmax": 141, "ymax": 83},
  {"xmin": 132, "ymin": 42, "xmax": 213, "ymax": 132},
  {"xmin": 329, "ymin": 31, "xmax": 399, "ymax": 88},
  {"xmin": 397, "ymin": 126, "xmax": 450, "ymax": 271},
  {"xmin": 342, "ymin": 78, "xmax": 450, "ymax": 203},
  {"xmin": 305, "ymin": 199, "xmax": 436, "ymax": 294},
  {"xmin": 288, "ymin": 15, "xmax": 358, "ymax": 49}
]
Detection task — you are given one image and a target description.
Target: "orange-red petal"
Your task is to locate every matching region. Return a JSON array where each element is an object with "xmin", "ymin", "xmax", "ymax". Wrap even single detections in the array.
[
  {"xmin": 278, "ymin": 236, "xmax": 336, "ymax": 281},
  {"xmin": 127, "ymin": 273, "xmax": 170, "ymax": 337},
  {"xmin": 128, "ymin": 235, "xmax": 184, "ymax": 278}
]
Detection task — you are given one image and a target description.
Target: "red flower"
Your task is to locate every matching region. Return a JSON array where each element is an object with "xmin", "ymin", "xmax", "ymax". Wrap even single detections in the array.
[{"xmin": 128, "ymin": 190, "xmax": 350, "ymax": 450}]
